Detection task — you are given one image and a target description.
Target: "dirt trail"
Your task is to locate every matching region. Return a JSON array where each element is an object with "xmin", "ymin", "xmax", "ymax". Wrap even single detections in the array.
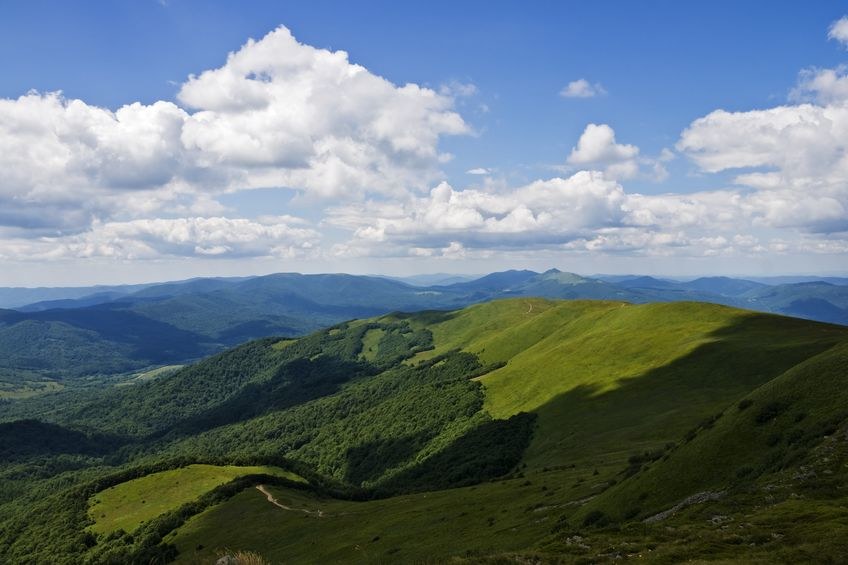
[
  {"xmin": 256, "ymin": 485, "xmax": 325, "ymax": 517},
  {"xmin": 526, "ymin": 301, "xmax": 534, "ymax": 314}
]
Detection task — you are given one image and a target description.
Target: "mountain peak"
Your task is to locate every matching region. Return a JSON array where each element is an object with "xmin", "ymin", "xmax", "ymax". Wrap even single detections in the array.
[{"xmin": 537, "ymin": 270, "xmax": 588, "ymax": 285}]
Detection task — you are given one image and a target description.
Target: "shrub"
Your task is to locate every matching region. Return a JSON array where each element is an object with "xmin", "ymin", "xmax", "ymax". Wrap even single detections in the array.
[
  {"xmin": 786, "ymin": 428, "xmax": 804, "ymax": 445},
  {"xmin": 622, "ymin": 507, "xmax": 641, "ymax": 521},
  {"xmin": 736, "ymin": 465, "xmax": 754, "ymax": 478},
  {"xmin": 755, "ymin": 401, "xmax": 790, "ymax": 424},
  {"xmin": 582, "ymin": 510, "xmax": 609, "ymax": 527}
]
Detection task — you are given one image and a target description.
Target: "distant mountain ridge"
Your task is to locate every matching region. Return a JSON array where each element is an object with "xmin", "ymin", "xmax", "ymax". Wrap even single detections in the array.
[{"xmin": 0, "ymin": 269, "xmax": 846, "ymax": 382}]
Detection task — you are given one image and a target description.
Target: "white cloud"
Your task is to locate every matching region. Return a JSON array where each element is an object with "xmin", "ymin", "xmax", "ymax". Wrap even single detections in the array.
[
  {"xmin": 439, "ymin": 81, "xmax": 478, "ymax": 97},
  {"xmin": 3, "ymin": 21, "xmax": 848, "ymax": 273},
  {"xmin": 0, "ymin": 25, "xmax": 469, "ymax": 244},
  {"xmin": 328, "ymin": 172, "xmax": 637, "ymax": 256},
  {"xmin": 0, "ymin": 216, "xmax": 319, "ymax": 261},
  {"xmin": 568, "ymin": 124, "xmax": 639, "ymax": 165},
  {"xmin": 566, "ymin": 124, "xmax": 641, "ymax": 180},
  {"xmin": 441, "ymin": 241, "xmax": 467, "ymax": 259},
  {"xmin": 327, "ymin": 163, "xmax": 848, "ymax": 261},
  {"xmin": 677, "ymin": 97, "xmax": 848, "ymax": 233},
  {"xmin": 177, "ymin": 26, "xmax": 468, "ymax": 199},
  {"xmin": 559, "ymin": 79, "xmax": 607, "ymax": 98},
  {"xmin": 829, "ymin": 16, "xmax": 848, "ymax": 47},
  {"xmin": 0, "ymin": 93, "xmax": 192, "ymax": 233},
  {"xmin": 790, "ymin": 65, "xmax": 848, "ymax": 104}
]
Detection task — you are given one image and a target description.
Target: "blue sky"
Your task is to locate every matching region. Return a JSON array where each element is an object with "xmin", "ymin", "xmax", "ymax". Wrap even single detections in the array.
[{"xmin": 1, "ymin": 1, "xmax": 847, "ymax": 284}]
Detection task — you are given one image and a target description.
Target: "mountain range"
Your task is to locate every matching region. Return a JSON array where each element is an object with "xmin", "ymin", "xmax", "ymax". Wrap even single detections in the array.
[
  {"xmin": 2, "ymin": 298, "xmax": 847, "ymax": 562},
  {"xmin": 1, "ymin": 269, "xmax": 847, "ymax": 386}
]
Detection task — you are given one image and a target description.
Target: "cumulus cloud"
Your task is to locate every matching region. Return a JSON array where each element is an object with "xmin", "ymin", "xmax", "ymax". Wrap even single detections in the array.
[
  {"xmin": 829, "ymin": 16, "xmax": 848, "ymax": 47},
  {"xmin": 0, "ymin": 216, "xmax": 319, "ymax": 261},
  {"xmin": 566, "ymin": 124, "xmax": 641, "ymax": 180},
  {"xmin": 568, "ymin": 124, "xmax": 638, "ymax": 165},
  {"xmin": 790, "ymin": 65, "xmax": 848, "ymax": 104},
  {"xmin": 328, "ymin": 171, "xmax": 848, "ymax": 260},
  {"xmin": 320, "ymin": 19, "xmax": 848, "ymax": 262},
  {"xmin": 0, "ymin": 93, "xmax": 191, "ymax": 233},
  {"xmin": 3, "ymin": 21, "xmax": 848, "ymax": 270},
  {"xmin": 177, "ymin": 26, "xmax": 469, "ymax": 198},
  {"xmin": 0, "ymin": 26, "xmax": 468, "ymax": 240},
  {"xmin": 677, "ymin": 97, "xmax": 848, "ymax": 233},
  {"xmin": 560, "ymin": 79, "xmax": 607, "ymax": 98},
  {"xmin": 328, "ymin": 172, "xmax": 640, "ymax": 257}
]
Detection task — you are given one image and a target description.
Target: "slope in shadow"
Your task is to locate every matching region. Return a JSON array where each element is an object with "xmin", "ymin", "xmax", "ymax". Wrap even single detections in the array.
[
  {"xmin": 524, "ymin": 312, "xmax": 848, "ymax": 469},
  {"xmin": 359, "ymin": 412, "xmax": 537, "ymax": 493},
  {"xmin": 391, "ymin": 309, "xmax": 459, "ymax": 325},
  {"xmin": 0, "ymin": 419, "xmax": 122, "ymax": 461},
  {"xmin": 3, "ymin": 306, "xmax": 213, "ymax": 363},
  {"xmin": 159, "ymin": 355, "xmax": 377, "ymax": 440},
  {"xmin": 344, "ymin": 431, "xmax": 433, "ymax": 486}
]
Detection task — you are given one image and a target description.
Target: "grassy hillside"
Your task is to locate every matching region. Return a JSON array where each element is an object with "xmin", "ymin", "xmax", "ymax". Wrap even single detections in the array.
[
  {"xmin": 89, "ymin": 464, "xmax": 303, "ymax": 535},
  {"xmin": 2, "ymin": 298, "xmax": 847, "ymax": 563},
  {"xmin": 168, "ymin": 477, "xmax": 562, "ymax": 563},
  {"xmin": 161, "ymin": 300, "xmax": 848, "ymax": 563},
  {"xmin": 401, "ymin": 299, "xmax": 844, "ymax": 467},
  {"xmin": 574, "ymin": 339, "xmax": 848, "ymax": 524},
  {"xmin": 0, "ymin": 270, "xmax": 845, "ymax": 390}
]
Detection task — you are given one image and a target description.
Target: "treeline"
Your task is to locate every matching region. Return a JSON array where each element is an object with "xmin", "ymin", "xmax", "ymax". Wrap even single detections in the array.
[
  {"xmin": 151, "ymin": 350, "xmax": 500, "ymax": 488},
  {"xmin": 0, "ymin": 454, "xmax": 336, "ymax": 565},
  {"xmin": 0, "ymin": 318, "xmax": 536, "ymax": 563}
]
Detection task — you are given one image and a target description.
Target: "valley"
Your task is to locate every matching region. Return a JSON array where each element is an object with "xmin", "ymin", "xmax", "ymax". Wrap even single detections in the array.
[
  {"xmin": 1, "ymin": 297, "xmax": 846, "ymax": 563},
  {"xmin": 0, "ymin": 270, "xmax": 845, "ymax": 398}
]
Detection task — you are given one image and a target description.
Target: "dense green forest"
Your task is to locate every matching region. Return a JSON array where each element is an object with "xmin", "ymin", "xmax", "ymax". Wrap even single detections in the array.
[
  {"xmin": 1, "ymin": 298, "xmax": 848, "ymax": 563},
  {"xmin": 0, "ymin": 313, "xmax": 534, "ymax": 563}
]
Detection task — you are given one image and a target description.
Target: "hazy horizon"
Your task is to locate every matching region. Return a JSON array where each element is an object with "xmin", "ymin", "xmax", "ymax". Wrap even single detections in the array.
[
  {"xmin": 2, "ymin": 2, "xmax": 847, "ymax": 285},
  {"xmin": 2, "ymin": 265, "xmax": 848, "ymax": 290}
]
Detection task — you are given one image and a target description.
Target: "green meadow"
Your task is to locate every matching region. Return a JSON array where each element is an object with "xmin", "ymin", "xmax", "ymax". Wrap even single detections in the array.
[{"xmin": 88, "ymin": 464, "xmax": 304, "ymax": 535}]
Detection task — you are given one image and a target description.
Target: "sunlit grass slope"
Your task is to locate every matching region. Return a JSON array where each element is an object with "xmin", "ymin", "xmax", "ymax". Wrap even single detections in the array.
[
  {"xmin": 168, "ymin": 476, "xmax": 570, "ymax": 564},
  {"xmin": 151, "ymin": 299, "xmax": 848, "ymax": 563},
  {"xmin": 409, "ymin": 299, "xmax": 847, "ymax": 469},
  {"xmin": 88, "ymin": 464, "xmax": 303, "ymax": 535}
]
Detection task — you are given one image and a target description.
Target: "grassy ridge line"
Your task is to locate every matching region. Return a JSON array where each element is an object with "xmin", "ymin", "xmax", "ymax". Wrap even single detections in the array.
[
  {"xmin": 0, "ymin": 455, "xmax": 332, "ymax": 564},
  {"xmin": 409, "ymin": 299, "xmax": 847, "ymax": 472},
  {"xmin": 169, "ymin": 476, "xmax": 566, "ymax": 564},
  {"xmin": 89, "ymin": 473, "xmax": 312, "ymax": 564},
  {"xmin": 88, "ymin": 464, "xmax": 305, "ymax": 535},
  {"xmin": 503, "ymin": 305, "xmax": 845, "ymax": 471},
  {"xmin": 479, "ymin": 301, "xmax": 837, "ymax": 417},
  {"xmin": 405, "ymin": 297, "xmax": 566, "ymax": 364},
  {"xmin": 165, "ymin": 327, "xmax": 848, "ymax": 564}
]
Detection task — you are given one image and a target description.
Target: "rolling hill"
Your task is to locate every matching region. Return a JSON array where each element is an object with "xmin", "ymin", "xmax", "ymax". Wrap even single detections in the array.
[
  {"xmin": 0, "ymin": 269, "xmax": 846, "ymax": 392},
  {"xmin": 0, "ymin": 283, "xmax": 156, "ymax": 310},
  {"xmin": 2, "ymin": 298, "xmax": 847, "ymax": 563}
]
